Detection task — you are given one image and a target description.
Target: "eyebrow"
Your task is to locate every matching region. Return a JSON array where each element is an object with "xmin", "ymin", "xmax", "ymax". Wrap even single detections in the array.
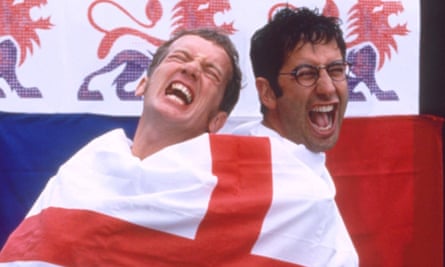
[
  {"xmin": 169, "ymin": 49, "xmax": 190, "ymax": 59},
  {"xmin": 173, "ymin": 49, "xmax": 225, "ymax": 79},
  {"xmin": 292, "ymin": 59, "xmax": 345, "ymax": 69}
]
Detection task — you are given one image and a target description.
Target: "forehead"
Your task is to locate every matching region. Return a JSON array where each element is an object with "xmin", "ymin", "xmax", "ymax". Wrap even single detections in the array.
[
  {"xmin": 286, "ymin": 40, "xmax": 342, "ymax": 64},
  {"xmin": 169, "ymin": 35, "xmax": 229, "ymax": 60},
  {"xmin": 169, "ymin": 34, "xmax": 233, "ymax": 79}
]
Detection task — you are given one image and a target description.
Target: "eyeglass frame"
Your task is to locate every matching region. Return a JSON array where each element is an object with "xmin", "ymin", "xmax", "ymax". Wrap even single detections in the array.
[{"xmin": 278, "ymin": 60, "xmax": 351, "ymax": 87}]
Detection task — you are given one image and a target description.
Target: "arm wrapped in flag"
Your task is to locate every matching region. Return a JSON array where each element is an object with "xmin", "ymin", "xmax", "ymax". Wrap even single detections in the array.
[{"xmin": 0, "ymin": 129, "xmax": 357, "ymax": 267}]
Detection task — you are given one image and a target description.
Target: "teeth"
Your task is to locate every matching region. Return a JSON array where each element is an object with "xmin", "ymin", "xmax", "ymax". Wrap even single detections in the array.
[
  {"xmin": 312, "ymin": 105, "xmax": 334, "ymax": 112},
  {"xmin": 172, "ymin": 83, "xmax": 192, "ymax": 103},
  {"xmin": 310, "ymin": 105, "xmax": 334, "ymax": 130},
  {"xmin": 166, "ymin": 94, "xmax": 186, "ymax": 105},
  {"xmin": 167, "ymin": 82, "xmax": 193, "ymax": 105}
]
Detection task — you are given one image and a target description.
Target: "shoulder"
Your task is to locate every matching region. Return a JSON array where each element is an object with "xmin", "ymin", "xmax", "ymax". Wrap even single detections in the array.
[
  {"xmin": 230, "ymin": 119, "xmax": 268, "ymax": 136},
  {"xmin": 82, "ymin": 128, "xmax": 131, "ymax": 152},
  {"xmin": 61, "ymin": 128, "xmax": 131, "ymax": 167}
]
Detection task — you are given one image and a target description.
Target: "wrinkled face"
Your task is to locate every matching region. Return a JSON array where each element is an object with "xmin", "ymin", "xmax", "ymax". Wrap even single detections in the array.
[
  {"xmin": 139, "ymin": 35, "xmax": 232, "ymax": 134},
  {"xmin": 275, "ymin": 40, "xmax": 348, "ymax": 152}
]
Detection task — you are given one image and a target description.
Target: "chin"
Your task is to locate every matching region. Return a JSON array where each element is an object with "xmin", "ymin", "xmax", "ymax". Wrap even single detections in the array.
[{"xmin": 309, "ymin": 137, "xmax": 338, "ymax": 153}]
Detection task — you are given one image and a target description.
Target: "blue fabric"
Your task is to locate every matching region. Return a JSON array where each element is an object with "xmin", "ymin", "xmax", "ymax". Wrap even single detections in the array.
[{"xmin": 0, "ymin": 112, "xmax": 138, "ymax": 248}]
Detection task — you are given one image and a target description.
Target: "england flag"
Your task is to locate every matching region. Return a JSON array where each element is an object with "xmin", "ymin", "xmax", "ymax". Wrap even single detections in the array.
[{"xmin": 0, "ymin": 129, "xmax": 357, "ymax": 266}]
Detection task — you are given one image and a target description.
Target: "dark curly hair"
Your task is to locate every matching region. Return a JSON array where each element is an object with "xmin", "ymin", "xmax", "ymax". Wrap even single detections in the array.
[{"xmin": 250, "ymin": 7, "xmax": 346, "ymax": 113}]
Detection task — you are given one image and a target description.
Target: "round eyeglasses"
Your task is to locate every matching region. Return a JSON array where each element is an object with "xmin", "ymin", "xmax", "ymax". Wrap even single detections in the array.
[{"xmin": 279, "ymin": 60, "xmax": 351, "ymax": 87}]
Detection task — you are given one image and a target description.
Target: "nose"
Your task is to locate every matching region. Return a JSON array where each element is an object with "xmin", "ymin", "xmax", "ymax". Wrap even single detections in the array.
[
  {"xmin": 315, "ymin": 69, "xmax": 336, "ymax": 97},
  {"xmin": 181, "ymin": 60, "xmax": 201, "ymax": 80}
]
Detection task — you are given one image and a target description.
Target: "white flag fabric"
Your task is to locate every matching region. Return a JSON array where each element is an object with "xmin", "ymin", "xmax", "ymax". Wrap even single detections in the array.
[{"xmin": 0, "ymin": 129, "xmax": 357, "ymax": 266}]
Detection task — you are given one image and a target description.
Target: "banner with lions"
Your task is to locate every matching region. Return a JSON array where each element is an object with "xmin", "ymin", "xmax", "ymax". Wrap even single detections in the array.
[{"xmin": 0, "ymin": 0, "xmax": 419, "ymax": 118}]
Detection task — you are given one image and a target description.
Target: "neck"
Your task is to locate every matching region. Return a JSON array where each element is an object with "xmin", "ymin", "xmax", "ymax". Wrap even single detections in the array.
[
  {"xmin": 131, "ymin": 117, "xmax": 206, "ymax": 160},
  {"xmin": 131, "ymin": 121, "xmax": 178, "ymax": 160},
  {"xmin": 261, "ymin": 114, "xmax": 284, "ymax": 137}
]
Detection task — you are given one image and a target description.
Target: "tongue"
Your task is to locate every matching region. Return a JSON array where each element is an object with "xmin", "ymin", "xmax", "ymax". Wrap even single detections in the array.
[
  {"xmin": 310, "ymin": 112, "xmax": 330, "ymax": 128},
  {"xmin": 166, "ymin": 89, "xmax": 188, "ymax": 105},
  {"xmin": 172, "ymin": 90, "xmax": 188, "ymax": 104}
]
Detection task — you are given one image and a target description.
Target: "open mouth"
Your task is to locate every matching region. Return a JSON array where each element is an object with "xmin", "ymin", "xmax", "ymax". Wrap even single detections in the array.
[
  {"xmin": 165, "ymin": 82, "xmax": 193, "ymax": 105},
  {"xmin": 309, "ymin": 105, "xmax": 335, "ymax": 131}
]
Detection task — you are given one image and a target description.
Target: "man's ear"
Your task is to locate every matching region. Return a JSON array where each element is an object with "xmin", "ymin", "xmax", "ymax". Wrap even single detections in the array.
[
  {"xmin": 135, "ymin": 77, "xmax": 148, "ymax": 96},
  {"xmin": 208, "ymin": 111, "xmax": 228, "ymax": 133},
  {"xmin": 256, "ymin": 77, "xmax": 277, "ymax": 110}
]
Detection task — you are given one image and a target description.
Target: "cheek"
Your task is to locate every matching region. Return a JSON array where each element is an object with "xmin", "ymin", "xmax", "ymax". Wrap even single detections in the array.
[
  {"xmin": 200, "ymin": 85, "xmax": 224, "ymax": 113},
  {"xmin": 279, "ymin": 82, "xmax": 309, "ymax": 118},
  {"xmin": 283, "ymin": 88, "xmax": 308, "ymax": 109},
  {"xmin": 208, "ymin": 83, "xmax": 226, "ymax": 104},
  {"xmin": 338, "ymin": 83, "xmax": 349, "ymax": 101},
  {"xmin": 278, "ymin": 94, "xmax": 306, "ymax": 123}
]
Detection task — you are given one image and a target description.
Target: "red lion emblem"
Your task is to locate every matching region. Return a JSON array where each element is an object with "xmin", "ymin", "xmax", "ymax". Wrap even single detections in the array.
[
  {"xmin": 270, "ymin": 0, "xmax": 409, "ymax": 101},
  {"xmin": 346, "ymin": 0, "xmax": 409, "ymax": 70},
  {"xmin": 78, "ymin": 0, "xmax": 235, "ymax": 100},
  {"xmin": 345, "ymin": 0, "xmax": 409, "ymax": 101},
  {"xmin": 0, "ymin": 0, "xmax": 52, "ymax": 98}
]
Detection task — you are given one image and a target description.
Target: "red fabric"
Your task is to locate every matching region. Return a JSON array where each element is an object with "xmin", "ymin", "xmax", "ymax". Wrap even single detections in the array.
[
  {"xmin": 327, "ymin": 115, "xmax": 444, "ymax": 267},
  {"xmin": 0, "ymin": 207, "xmax": 301, "ymax": 266},
  {"xmin": 0, "ymin": 135, "xmax": 302, "ymax": 267}
]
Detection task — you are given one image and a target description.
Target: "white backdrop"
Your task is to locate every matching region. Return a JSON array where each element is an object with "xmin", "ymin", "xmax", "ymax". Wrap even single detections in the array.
[{"xmin": 0, "ymin": 0, "xmax": 419, "ymax": 120}]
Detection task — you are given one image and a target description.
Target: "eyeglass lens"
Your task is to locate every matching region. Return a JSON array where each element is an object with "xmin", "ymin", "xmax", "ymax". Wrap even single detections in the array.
[{"xmin": 294, "ymin": 61, "xmax": 349, "ymax": 87}]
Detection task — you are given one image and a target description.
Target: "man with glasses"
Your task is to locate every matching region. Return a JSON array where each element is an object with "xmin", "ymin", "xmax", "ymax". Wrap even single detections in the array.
[{"xmin": 233, "ymin": 7, "xmax": 358, "ymax": 266}]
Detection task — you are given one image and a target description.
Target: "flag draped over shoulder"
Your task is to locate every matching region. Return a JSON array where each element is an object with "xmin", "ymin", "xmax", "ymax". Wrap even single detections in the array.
[
  {"xmin": 0, "ymin": 129, "xmax": 357, "ymax": 267},
  {"xmin": 326, "ymin": 115, "xmax": 444, "ymax": 267}
]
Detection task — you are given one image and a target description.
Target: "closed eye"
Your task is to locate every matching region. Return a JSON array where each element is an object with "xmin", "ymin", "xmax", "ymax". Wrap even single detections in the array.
[
  {"xmin": 327, "ymin": 63, "xmax": 347, "ymax": 78},
  {"xmin": 167, "ymin": 51, "xmax": 189, "ymax": 63},
  {"xmin": 295, "ymin": 67, "xmax": 318, "ymax": 80},
  {"xmin": 166, "ymin": 50, "xmax": 223, "ymax": 84},
  {"xmin": 204, "ymin": 65, "xmax": 222, "ymax": 83}
]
